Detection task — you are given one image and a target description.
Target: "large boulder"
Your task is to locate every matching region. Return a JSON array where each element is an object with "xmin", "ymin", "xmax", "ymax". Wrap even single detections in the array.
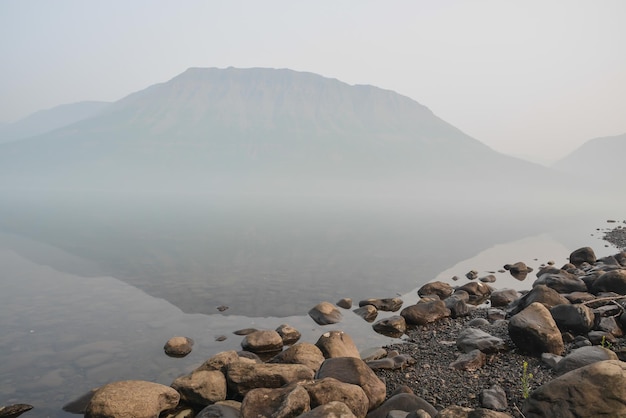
[
  {"xmin": 309, "ymin": 302, "xmax": 343, "ymax": 325},
  {"xmin": 226, "ymin": 362, "xmax": 314, "ymax": 397},
  {"xmin": 523, "ymin": 360, "xmax": 626, "ymax": 417},
  {"xmin": 533, "ymin": 271, "xmax": 588, "ymax": 293},
  {"xmin": 456, "ymin": 327, "xmax": 506, "ymax": 354},
  {"xmin": 299, "ymin": 377, "xmax": 369, "ymax": 418},
  {"xmin": 400, "ymin": 300, "xmax": 451, "ymax": 326},
  {"xmin": 590, "ymin": 269, "xmax": 626, "ymax": 295},
  {"xmin": 358, "ymin": 297, "xmax": 403, "ymax": 312},
  {"xmin": 569, "ymin": 247, "xmax": 597, "ymax": 266},
  {"xmin": 240, "ymin": 330, "xmax": 283, "ymax": 354},
  {"xmin": 241, "ymin": 385, "xmax": 310, "ymax": 418},
  {"xmin": 195, "ymin": 351, "xmax": 240, "ymax": 373},
  {"xmin": 298, "ymin": 401, "xmax": 357, "ymax": 418},
  {"xmin": 364, "ymin": 393, "xmax": 438, "ymax": 418},
  {"xmin": 508, "ymin": 284, "xmax": 570, "ymax": 315},
  {"xmin": 85, "ymin": 380, "xmax": 180, "ymax": 418},
  {"xmin": 315, "ymin": 331, "xmax": 360, "ymax": 359},
  {"xmin": 195, "ymin": 404, "xmax": 241, "ymax": 418},
  {"xmin": 171, "ymin": 370, "xmax": 227, "ymax": 405},
  {"xmin": 554, "ymin": 346, "xmax": 618, "ymax": 375},
  {"xmin": 490, "ymin": 289, "xmax": 521, "ymax": 307},
  {"xmin": 316, "ymin": 357, "xmax": 386, "ymax": 411},
  {"xmin": 268, "ymin": 343, "xmax": 325, "ymax": 372},
  {"xmin": 549, "ymin": 303, "xmax": 595, "ymax": 334},
  {"xmin": 417, "ymin": 281, "xmax": 454, "ymax": 300},
  {"xmin": 508, "ymin": 302, "xmax": 564, "ymax": 355}
]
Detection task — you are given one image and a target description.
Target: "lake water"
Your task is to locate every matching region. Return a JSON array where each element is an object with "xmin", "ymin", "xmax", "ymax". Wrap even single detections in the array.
[{"xmin": 0, "ymin": 191, "xmax": 621, "ymax": 417}]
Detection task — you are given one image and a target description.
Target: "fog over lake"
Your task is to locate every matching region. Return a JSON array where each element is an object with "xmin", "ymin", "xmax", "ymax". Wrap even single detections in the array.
[{"xmin": 0, "ymin": 188, "xmax": 622, "ymax": 416}]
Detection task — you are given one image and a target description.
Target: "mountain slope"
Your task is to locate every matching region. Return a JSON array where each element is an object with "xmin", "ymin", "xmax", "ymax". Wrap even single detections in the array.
[
  {"xmin": 0, "ymin": 101, "xmax": 110, "ymax": 144},
  {"xmin": 553, "ymin": 133, "xmax": 626, "ymax": 179},
  {"xmin": 0, "ymin": 67, "xmax": 558, "ymax": 194}
]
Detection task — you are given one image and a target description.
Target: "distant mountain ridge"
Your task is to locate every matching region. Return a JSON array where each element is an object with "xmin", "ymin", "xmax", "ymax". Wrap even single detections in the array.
[
  {"xmin": 0, "ymin": 67, "xmax": 561, "ymax": 195},
  {"xmin": 553, "ymin": 133, "xmax": 626, "ymax": 180},
  {"xmin": 0, "ymin": 101, "xmax": 110, "ymax": 144}
]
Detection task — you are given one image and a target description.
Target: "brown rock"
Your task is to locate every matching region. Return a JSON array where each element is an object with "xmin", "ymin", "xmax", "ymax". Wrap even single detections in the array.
[
  {"xmin": 171, "ymin": 370, "xmax": 227, "ymax": 405},
  {"xmin": 316, "ymin": 357, "xmax": 386, "ymax": 411},
  {"xmin": 523, "ymin": 360, "xmax": 626, "ymax": 417},
  {"xmin": 268, "ymin": 343, "xmax": 325, "ymax": 372},
  {"xmin": 400, "ymin": 300, "xmax": 451, "ymax": 325},
  {"xmin": 299, "ymin": 377, "xmax": 369, "ymax": 418},
  {"xmin": 315, "ymin": 330, "xmax": 360, "ymax": 359},
  {"xmin": 226, "ymin": 362, "xmax": 314, "ymax": 397},
  {"xmin": 164, "ymin": 336, "xmax": 194, "ymax": 357},
  {"xmin": 508, "ymin": 302, "xmax": 564, "ymax": 355},
  {"xmin": 241, "ymin": 385, "xmax": 310, "ymax": 418},
  {"xmin": 241, "ymin": 330, "xmax": 283, "ymax": 354},
  {"xmin": 309, "ymin": 302, "xmax": 343, "ymax": 325},
  {"xmin": 85, "ymin": 380, "xmax": 180, "ymax": 418}
]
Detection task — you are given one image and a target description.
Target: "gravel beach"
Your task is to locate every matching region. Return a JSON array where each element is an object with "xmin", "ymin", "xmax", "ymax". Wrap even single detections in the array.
[
  {"xmin": 371, "ymin": 222, "xmax": 626, "ymax": 416},
  {"xmin": 604, "ymin": 221, "xmax": 626, "ymax": 250}
]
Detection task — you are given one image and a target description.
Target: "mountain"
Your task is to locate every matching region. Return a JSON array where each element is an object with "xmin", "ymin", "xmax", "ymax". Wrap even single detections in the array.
[
  {"xmin": 0, "ymin": 67, "xmax": 561, "ymax": 196},
  {"xmin": 553, "ymin": 133, "xmax": 626, "ymax": 180},
  {"xmin": 0, "ymin": 101, "xmax": 110, "ymax": 144}
]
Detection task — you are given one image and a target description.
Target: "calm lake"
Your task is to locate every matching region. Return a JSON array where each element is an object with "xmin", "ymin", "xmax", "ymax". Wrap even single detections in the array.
[{"xmin": 0, "ymin": 191, "xmax": 620, "ymax": 417}]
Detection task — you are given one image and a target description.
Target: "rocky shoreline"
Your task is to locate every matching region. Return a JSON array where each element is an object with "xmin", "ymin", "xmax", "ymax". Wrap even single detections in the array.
[
  {"xmin": 3, "ymin": 223, "xmax": 626, "ymax": 418},
  {"xmin": 604, "ymin": 220, "xmax": 626, "ymax": 250}
]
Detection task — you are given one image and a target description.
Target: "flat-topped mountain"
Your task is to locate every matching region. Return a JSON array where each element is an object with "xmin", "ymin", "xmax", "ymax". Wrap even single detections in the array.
[
  {"xmin": 0, "ymin": 67, "xmax": 558, "ymax": 195},
  {"xmin": 553, "ymin": 133, "xmax": 626, "ymax": 179},
  {"xmin": 0, "ymin": 101, "xmax": 110, "ymax": 144}
]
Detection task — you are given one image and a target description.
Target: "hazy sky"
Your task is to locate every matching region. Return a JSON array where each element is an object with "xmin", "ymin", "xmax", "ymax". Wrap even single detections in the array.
[{"xmin": 1, "ymin": 1, "xmax": 625, "ymax": 163}]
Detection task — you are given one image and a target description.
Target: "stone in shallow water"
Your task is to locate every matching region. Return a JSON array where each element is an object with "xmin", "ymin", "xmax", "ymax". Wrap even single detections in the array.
[
  {"xmin": 164, "ymin": 336, "xmax": 194, "ymax": 357},
  {"xmin": 336, "ymin": 298, "xmax": 352, "ymax": 309},
  {"xmin": 569, "ymin": 246, "xmax": 597, "ymax": 266},
  {"xmin": 353, "ymin": 305, "xmax": 378, "ymax": 322},
  {"xmin": 240, "ymin": 330, "xmax": 283, "ymax": 353},
  {"xmin": 417, "ymin": 281, "xmax": 453, "ymax": 300},
  {"xmin": 358, "ymin": 297, "xmax": 403, "ymax": 312},
  {"xmin": 275, "ymin": 323, "xmax": 301, "ymax": 345},
  {"xmin": 0, "ymin": 404, "xmax": 34, "ymax": 418},
  {"xmin": 308, "ymin": 302, "xmax": 343, "ymax": 325}
]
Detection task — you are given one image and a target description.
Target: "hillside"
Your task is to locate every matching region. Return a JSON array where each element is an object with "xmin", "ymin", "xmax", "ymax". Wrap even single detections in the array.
[
  {"xmin": 0, "ymin": 101, "xmax": 110, "ymax": 144},
  {"xmin": 553, "ymin": 133, "xmax": 626, "ymax": 180},
  {"xmin": 0, "ymin": 67, "xmax": 559, "ymax": 196}
]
